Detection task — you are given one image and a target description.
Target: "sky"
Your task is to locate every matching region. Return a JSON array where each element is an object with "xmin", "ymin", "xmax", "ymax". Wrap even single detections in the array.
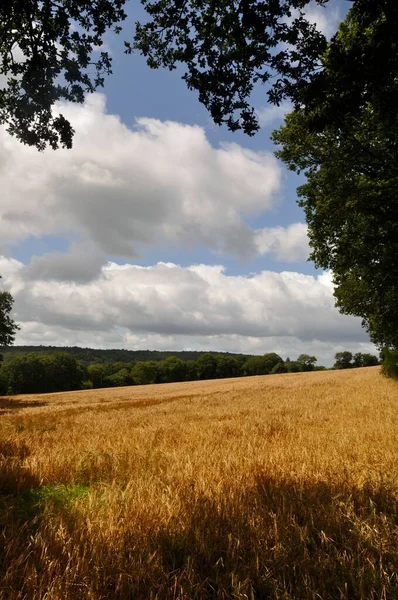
[{"xmin": 0, "ymin": 0, "xmax": 378, "ymax": 366}]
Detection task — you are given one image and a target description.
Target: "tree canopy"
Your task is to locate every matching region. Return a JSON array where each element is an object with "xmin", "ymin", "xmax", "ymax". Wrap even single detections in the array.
[
  {"xmin": 334, "ymin": 351, "xmax": 353, "ymax": 370},
  {"xmin": 0, "ymin": 278, "xmax": 19, "ymax": 348},
  {"xmin": 0, "ymin": 0, "xmax": 127, "ymax": 149},
  {"xmin": 296, "ymin": 354, "xmax": 317, "ymax": 371},
  {"xmin": 0, "ymin": 0, "xmax": 342, "ymax": 149},
  {"xmin": 272, "ymin": 5, "xmax": 398, "ymax": 348},
  {"xmin": 4, "ymin": 1, "xmax": 397, "ymax": 150}
]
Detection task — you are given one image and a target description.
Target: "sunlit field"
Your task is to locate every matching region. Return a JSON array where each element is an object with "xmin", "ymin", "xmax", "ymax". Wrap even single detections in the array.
[{"xmin": 1, "ymin": 367, "xmax": 398, "ymax": 599}]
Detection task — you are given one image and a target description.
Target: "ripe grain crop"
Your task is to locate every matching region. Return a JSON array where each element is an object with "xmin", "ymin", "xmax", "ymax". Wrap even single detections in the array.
[{"xmin": 1, "ymin": 367, "xmax": 398, "ymax": 599}]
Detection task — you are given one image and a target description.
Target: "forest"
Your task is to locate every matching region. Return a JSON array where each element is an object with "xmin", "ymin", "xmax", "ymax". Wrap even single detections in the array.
[{"xmin": 0, "ymin": 347, "xmax": 382, "ymax": 395}]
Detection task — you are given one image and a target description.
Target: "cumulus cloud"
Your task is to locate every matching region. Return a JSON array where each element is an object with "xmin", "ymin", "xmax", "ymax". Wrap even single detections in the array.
[
  {"xmin": 284, "ymin": 1, "xmax": 341, "ymax": 40},
  {"xmin": 304, "ymin": 1, "xmax": 341, "ymax": 39},
  {"xmin": 257, "ymin": 101, "xmax": 293, "ymax": 127},
  {"xmin": 0, "ymin": 93, "xmax": 283, "ymax": 260},
  {"xmin": 0, "ymin": 256, "xmax": 373, "ymax": 365},
  {"xmin": 255, "ymin": 223, "xmax": 310, "ymax": 262},
  {"xmin": 24, "ymin": 243, "xmax": 106, "ymax": 283}
]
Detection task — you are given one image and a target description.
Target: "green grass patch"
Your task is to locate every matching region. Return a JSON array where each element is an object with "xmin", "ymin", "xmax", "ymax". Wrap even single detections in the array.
[{"xmin": 18, "ymin": 483, "xmax": 90, "ymax": 520}]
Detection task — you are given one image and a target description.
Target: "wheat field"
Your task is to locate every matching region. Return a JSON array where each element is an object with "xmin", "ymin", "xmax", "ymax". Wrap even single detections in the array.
[{"xmin": 1, "ymin": 367, "xmax": 398, "ymax": 599}]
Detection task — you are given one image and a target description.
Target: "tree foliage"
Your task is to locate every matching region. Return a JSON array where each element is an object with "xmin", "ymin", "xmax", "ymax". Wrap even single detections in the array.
[
  {"xmin": 0, "ymin": 348, "xmax": 331, "ymax": 396},
  {"xmin": 298, "ymin": 1, "xmax": 398, "ymax": 134},
  {"xmin": 133, "ymin": 0, "xmax": 328, "ymax": 136},
  {"xmin": 353, "ymin": 353, "xmax": 379, "ymax": 369},
  {"xmin": 0, "ymin": 0, "xmax": 127, "ymax": 149},
  {"xmin": 296, "ymin": 354, "xmax": 317, "ymax": 371},
  {"xmin": 0, "ymin": 278, "xmax": 19, "ymax": 348},
  {"xmin": 273, "ymin": 4, "xmax": 398, "ymax": 349},
  {"xmin": 4, "ymin": 352, "xmax": 85, "ymax": 394},
  {"xmin": 2, "ymin": 0, "xmax": 334, "ymax": 149},
  {"xmin": 243, "ymin": 353, "xmax": 283, "ymax": 376},
  {"xmin": 381, "ymin": 348, "xmax": 398, "ymax": 380},
  {"xmin": 334, "ymin": 352, "xmax": 353, "ymax": 370}
]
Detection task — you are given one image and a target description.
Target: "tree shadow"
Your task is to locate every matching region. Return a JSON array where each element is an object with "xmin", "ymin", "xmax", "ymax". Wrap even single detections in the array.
[
  {"xmin": 0, "ymin": 438, "xmax": 39, "ymax": 496},
  {"xmin": 0, "ymin": 397, "xmax": 47, "ymax": 414},
  {"xmin": 1, "ymin": 467, "xmax": 398, "ymax": 599},
  {"xmin": 135, "ymin": 475, "xmax": 398, "ymax": 599}
]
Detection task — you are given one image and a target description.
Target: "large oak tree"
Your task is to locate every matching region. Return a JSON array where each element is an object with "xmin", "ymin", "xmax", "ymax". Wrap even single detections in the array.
[{"xmin": 272, "ymin": 5, "xmax": 398, "ymax": 348}]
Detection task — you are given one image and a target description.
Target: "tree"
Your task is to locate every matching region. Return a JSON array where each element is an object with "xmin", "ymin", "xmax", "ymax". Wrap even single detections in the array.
[
  {"xmin": 44, "ymin": 352, "xmax": 85, "ymax": 391},
  {"xmin": 297, "ymin": 2, "xmax": 398, "ymax": 136},
  {"xmin": 353, "ymin": 353, "xmax": 379, "ymax": 368},
  {"xmin": 142, "ymin": 1, "xmax": 397, "ymax": 350},
  {"xmin": 5, "ymin": 351, "xmax": 85, "ymax": 394},
  {"xmin": 273, "ymin": 109, "xmax": 398, "ymax": 347},
  {"xmin": 215, "ymin": 355, "xmax": 241, "ymax": 379},
  {"xmin": 0, "ymin": 278, "xmax": 19, "ymax": 349},
  {"xmin": 131, "ymin": 361, "xmax": 159, "ymax": 385},
  {"xmin": 296, "ymin": 354, "xmax": 317, "ymax": 371},
  {"xmin": 353, "ymin": 353, "xmax": 364, "ymax": 369},
  {"xmin": 106, "ymin": 368, "xmax": 132, "ymax": 387},
  {"xmin": 196, "ymin": 353, "xmax": 218, "ymax": 380},
  {"xmin": 262, "ymin": 353, "xmax": 284, "ymax": 373},
  {"xmin": 6, "ymin": 353, "xmax": 47, "ymax": 394},
  {"xmin": 134, "ymin": 1, "xmax": 398, "ymax": 143},
  {"xmin": 1, "ymin": 0, "xmax": 335, "ymax": 149},
  {"xmin": 0, "ymin": 1, "xmax": 127, "ymax": 149},
  {"xmin": 185, "ymin": 360, "xmax": 199, "ymax": 382},
  {"xmin": 243, "ymin": 353, "xmax": 283, "ymax": 376},
  {"xmin": 87, "ymin": 364, "xmax": 106, "ymax": 388},
  {"xmin": 334, "ymin": 352, "xmax": 353, "ymax": 370},
  {"xmin": 381, "ymin": 348, "xmax": 398, "ymax": 380},
  {"xmin": 243, "ymin": 356, "xmax": 268, "ymax": 376},
  {"xmin": 133, "ymin": 0, "xmax": 329, "ymax": 137},
  {"xmin": 272, "ymin": 4, "xmax": 398, "ymax": 349},
  {"xmin": 271, "ymin": 362, "xmax": 287, "ymax": 374},
  {"xmin": 285, "ymin": 361, "xmax": 302, "ymax": 373},
  {"xmin": 3, "ymin": 1, "xmax": 398, "ymax": 151},
  {"xmin": 158, "ymin": 356, "xmax": 187, "ymax": 383},
  {"xmin": 361, "ymin": 354, "xmax": 379, "ymax": 368}
]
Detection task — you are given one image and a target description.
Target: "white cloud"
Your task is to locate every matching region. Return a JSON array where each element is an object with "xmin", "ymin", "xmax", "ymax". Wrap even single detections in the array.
[
  {"xmin": 304, "ymin": 1, "xmax": 341, "ymax": 39},
  {"xmin": 255, "ymin": 223, "xmax": 310, "ymax": 262},
  {"xmin": 24, "ymin": 242, "xmax": 106, "ymax": 283},
  {"xmin": 0, "ymin": 256, "xmax": 373, "ymax": 365},
  {"xmin": 257, "ymin": 101, "xmax": 293, "ymax": 127},
  {"xmin": 284, "ymin": 1, "xmax": 341, "ymax": 40},
  {"xmin": 0, "ymin": 93, "xmax": 283, "ymax": 260}
]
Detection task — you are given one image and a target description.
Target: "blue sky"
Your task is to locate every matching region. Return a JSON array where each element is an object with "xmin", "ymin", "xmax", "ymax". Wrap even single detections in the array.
[{"xmin": 0, "ymin": 0, "xmax": 376, "ymax": 365}]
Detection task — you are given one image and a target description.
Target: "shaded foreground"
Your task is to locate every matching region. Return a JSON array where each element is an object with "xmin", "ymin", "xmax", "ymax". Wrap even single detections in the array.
[{"xmin": 1, "ymin": 368, "xmax": 398, "ymax": 599}]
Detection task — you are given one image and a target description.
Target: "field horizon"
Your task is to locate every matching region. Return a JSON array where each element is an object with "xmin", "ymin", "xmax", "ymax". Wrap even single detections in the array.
[{"xmin": 1, "ymin": 366, "xmax": 398, "ymax": 599}]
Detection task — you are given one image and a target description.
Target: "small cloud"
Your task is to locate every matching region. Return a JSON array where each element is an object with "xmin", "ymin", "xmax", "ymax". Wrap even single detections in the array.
[
  {"xmin": 305, "ymin": 2, "xmax": 341, "ymax": 40},
  {"xmin": 257, "ymin": 102, "xmax": 293, "ymax": 127},
  {"xmin": 255, "ymin": 223, "xmax": 310, "ymax": 262}
]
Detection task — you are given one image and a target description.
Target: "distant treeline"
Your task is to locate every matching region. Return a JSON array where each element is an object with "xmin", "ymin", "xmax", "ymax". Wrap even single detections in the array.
[
  {"xmin": 0, "ymin": 351, "xmax": 320, "ymax": 396},
  {"xmin": 0, "ymin": 346, "xmax": 253, "ymax": 366},
  {"xmin": 333, "ymin": 351, "xmax": 380, "ymax": 369},
  {"xmin": 0, "ymin": 349, "xmax": 381, "ymax": 396}
]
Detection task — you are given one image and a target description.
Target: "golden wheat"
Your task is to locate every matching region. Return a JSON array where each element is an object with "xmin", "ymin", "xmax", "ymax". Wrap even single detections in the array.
[{"xmin": 1, "ymin": 367, "xmax": 398, "ymax": 599}]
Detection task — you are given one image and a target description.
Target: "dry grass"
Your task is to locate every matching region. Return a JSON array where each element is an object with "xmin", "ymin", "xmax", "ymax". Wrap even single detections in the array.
[{"xmin": 1, "ymin": 367, "xmax": 398, "ymax": 599}]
